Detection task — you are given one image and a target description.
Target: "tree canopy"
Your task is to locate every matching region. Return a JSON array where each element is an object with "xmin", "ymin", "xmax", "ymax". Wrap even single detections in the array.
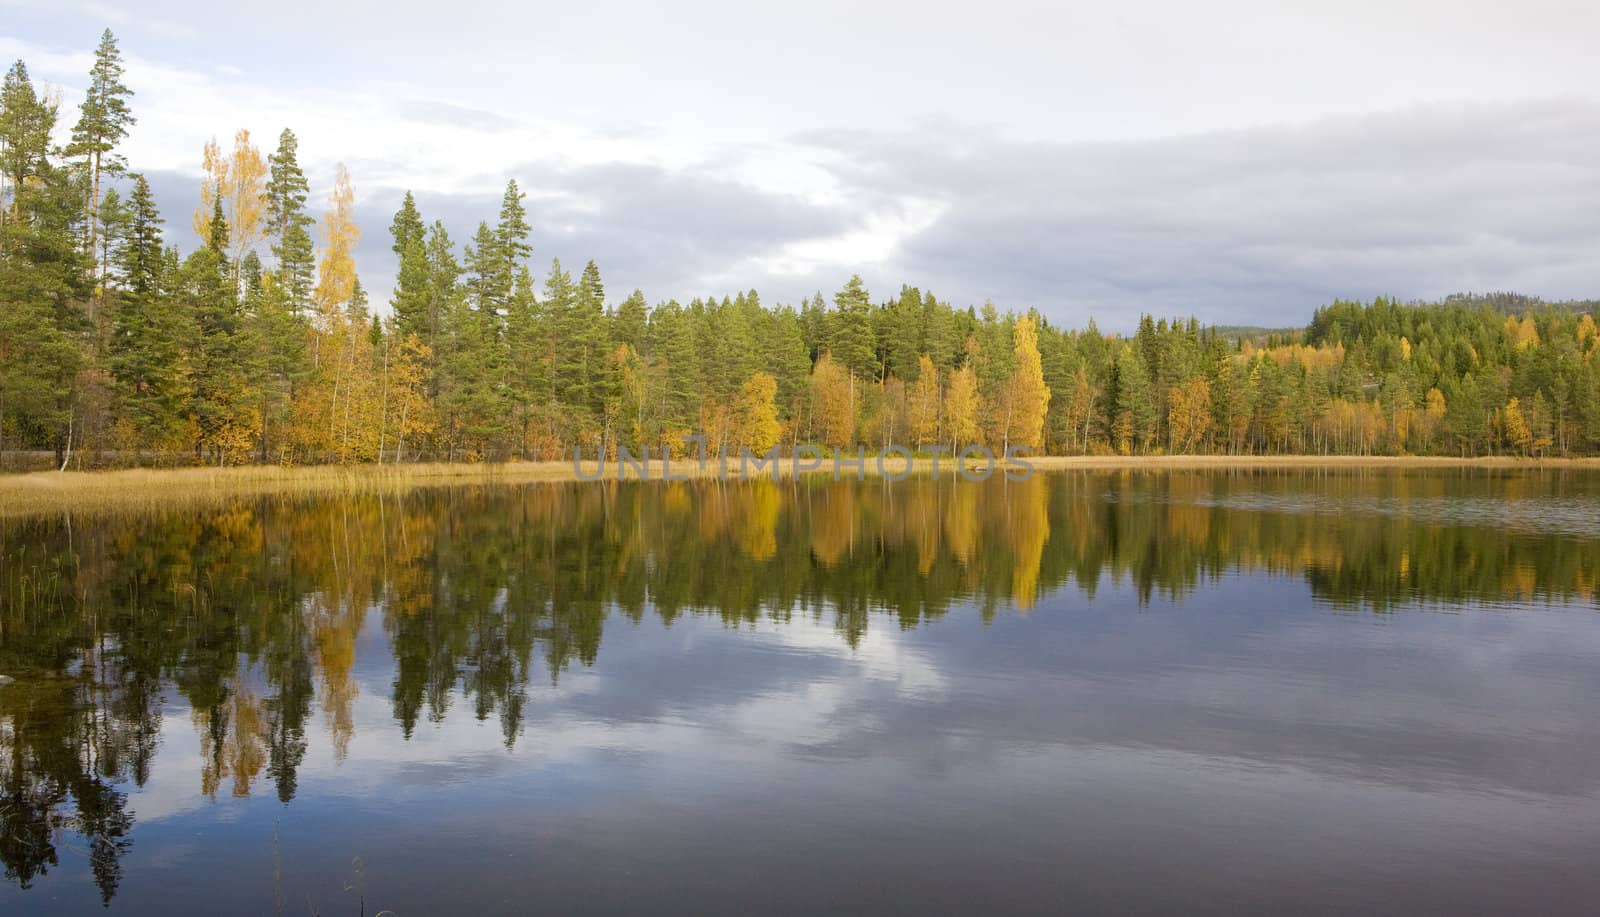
[{"xmin": 4, "ymin": 33, "xmax": 1598, "ymax": 468}]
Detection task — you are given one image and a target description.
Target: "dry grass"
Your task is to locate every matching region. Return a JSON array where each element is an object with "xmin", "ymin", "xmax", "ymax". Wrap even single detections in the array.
[
  {"xmin": 0, "ymin": 462, "xmax": 577, "ymax": 520},
  {"xmin": 1, "ymin": 454, "xmax": 1594, "ymax": 520},
  {"xmin": 1026, "ymin": 454, "xmax": 1600, "ymax": 470}
]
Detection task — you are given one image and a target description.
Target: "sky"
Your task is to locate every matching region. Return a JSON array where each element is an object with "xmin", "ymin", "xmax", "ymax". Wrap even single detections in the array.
[{"xmin": 5, "ymin": 0, "xmax": 1598, "ymax": 329}]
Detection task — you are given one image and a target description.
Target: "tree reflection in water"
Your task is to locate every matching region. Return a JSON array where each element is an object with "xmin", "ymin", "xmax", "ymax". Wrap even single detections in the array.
[{"xmin": 2, "ymin": 468, "xmax": 1597, "ymax": 902}]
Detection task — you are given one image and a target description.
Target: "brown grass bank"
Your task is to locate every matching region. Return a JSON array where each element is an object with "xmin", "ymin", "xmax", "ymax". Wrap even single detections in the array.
[{"xmin": 1, "ymin": 455, "xmax": 1595, "ymax": 520}]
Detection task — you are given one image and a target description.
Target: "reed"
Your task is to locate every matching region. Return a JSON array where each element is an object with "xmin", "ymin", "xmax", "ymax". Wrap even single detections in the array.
[{"xmin": 1, "ymin": 455, "xmax": 1592, "ymax": 520}]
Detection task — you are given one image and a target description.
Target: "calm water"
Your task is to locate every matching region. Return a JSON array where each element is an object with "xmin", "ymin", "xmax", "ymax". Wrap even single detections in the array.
[{"xmin": 2, "ymin": 470, "xmax": 1599, "ymax": 915}]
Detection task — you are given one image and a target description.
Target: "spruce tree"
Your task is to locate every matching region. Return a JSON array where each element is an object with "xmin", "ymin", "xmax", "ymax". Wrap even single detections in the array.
[
  {"xmin": 424, "ymin": 220, "xmax": 462, "ymax": 401},
  {"xmin": 264, "ymin": 128, "xmax": 314, "ymax": 313},
  {"xmin": 389, "ymin": 192, "xmax": 431, "ymax": 339},
  {"xmin": 613, "ymin": 290, "xmax": 648, "ymax": 354},
  {"xmin": 544, "ymin": 258, "xmax": 583, "ymax": 410},
  {"xmin": 575, "ymin": 260, "xmax": 608, "ymax": 414},
  {"xmin": 1111, "ymin": 344, "xmax": 1157, "ymax": 453},
  {"xmin": 885, "ymin": 285, "xmax": 923, "ymax": 381},
  {"xmin": 829, "ymin": 275, "xmax": 876, "ymax": 380},
  {"xmin": 650, "ymin": 301, "xmax": 702, "ymax": 430},
  {"xmin": 109, "ymin": 175, "xmax": 185, "ymax": 451},
  {"xmin": 505, "ymin": 263, "xmax": 549, "ymax": 455},
  {"xmin": 184, "ymin": 192, "xmax": 250, "ymax": 461},
  {"xmin": 765, "ymin": 306, "xmax": 812, "ymax": 413}
]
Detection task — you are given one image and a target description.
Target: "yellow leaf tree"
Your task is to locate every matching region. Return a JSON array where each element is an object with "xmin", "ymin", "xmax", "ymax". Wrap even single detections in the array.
[
  {"xmin": 224, "ymin": 129, "xmax": 266, "ymax": 266},
  {"xmin": 1503, "ymin": 396, "xmax": 1531, "ymax": 455},
  {"xmin": 1167, "ymin": 377, "xmax": 1212, "ymax": 453},
  {"xmin": 907, "ymin": 355, "xmax": 941, "ymax": 449},
  {"xmin": 387, "ymin": 334, "xmax": 436, "ymax": 462},
  {"xmin": 810, "ymin": 353, "xmax": 855, "ymax": 448},
  {"xmin": 734, "ymin": 371, "xmax": 781, "ymax": 454},
  {"xmin": 191, "ymin": 130, "xmax": 267, "ymax": 267},
  {"xmin": 314, "ymin": 164, "xmax": 360, "ymax": 320},
  {"xmin": 1413, "ymin": 387, "xmax": 1447, "ymax": 453},
  {"xmin": 944, "ymin": 363, "xmax": 980, "ymax": 451},
  {"xmin": 1006, "ymin": 313, "xmax": 1050, "ymax": 451},
  {"xmin": 192, "ymin": 136, "xmax": 228, "ymax": 241}
]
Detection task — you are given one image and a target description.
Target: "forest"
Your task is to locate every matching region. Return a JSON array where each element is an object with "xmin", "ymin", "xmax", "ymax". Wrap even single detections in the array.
[{"xmin": 5, "ymin": 31, "xmax": 1600, "ymax": 469}]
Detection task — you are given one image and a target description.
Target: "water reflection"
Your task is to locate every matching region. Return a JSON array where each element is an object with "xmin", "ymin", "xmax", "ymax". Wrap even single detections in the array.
[{"xmin": 1, "ymin": 469, "xmax": 1598, "ymax": 910}]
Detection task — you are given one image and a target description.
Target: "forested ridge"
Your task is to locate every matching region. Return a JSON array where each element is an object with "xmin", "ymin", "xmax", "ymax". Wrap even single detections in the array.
[{"xmin": 5, "ymin": 32, "xmax": 1600, "ymax": 469}]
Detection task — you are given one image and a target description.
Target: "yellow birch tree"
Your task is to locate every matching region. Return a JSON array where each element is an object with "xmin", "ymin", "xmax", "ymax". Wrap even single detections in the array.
[
  {"xmin": 1007, "ymin": 313, "xmax": 1051, "ymax": 450},
  {"xmin": 734, "ymin": 371, "xmax": 781, "ymax": 454},
  {"xmin": 944, "ymin": 363, "xmax": 980, "ymax": 451},
  {"xmin": 908, "ymin": 355, "xmax": 940, "ymax": 448},
  {"xmin": 811, "ymin": 354, "xmax": 854, "ymax": 448},
  {"xmin": 224, "ymin": 128, "xmax": 266, "ymax": 265}
]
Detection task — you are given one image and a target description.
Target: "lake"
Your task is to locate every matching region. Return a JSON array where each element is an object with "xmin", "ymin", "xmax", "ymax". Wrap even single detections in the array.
[{"xmin": 2, "ymin": 469, "xmax": 1598, "ymax": 915}]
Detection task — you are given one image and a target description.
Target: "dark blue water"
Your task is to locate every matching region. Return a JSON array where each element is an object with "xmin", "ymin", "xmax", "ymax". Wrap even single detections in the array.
[{"xmin": 2, "ymin": 471, "xmax": 1597, "ymax": 914}]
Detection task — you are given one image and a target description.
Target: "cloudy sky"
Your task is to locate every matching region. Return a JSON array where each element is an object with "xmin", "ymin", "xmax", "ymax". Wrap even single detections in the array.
[{"xmin": 5, "ymin": 0, "xmax": 1598, "ymax": 328}]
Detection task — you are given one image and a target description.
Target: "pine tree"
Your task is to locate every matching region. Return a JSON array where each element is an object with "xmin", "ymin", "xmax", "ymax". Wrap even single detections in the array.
[
  {"xmin": 0, "ymin": 61, "xmax": 86, "ymax": 466},
  {"xmin": 68, "ymin": 30, "xmax": 135, "ymax": 274},
  {"xmin": 1, "ymin": 61, "xmax": 56, "ymax": 224}
]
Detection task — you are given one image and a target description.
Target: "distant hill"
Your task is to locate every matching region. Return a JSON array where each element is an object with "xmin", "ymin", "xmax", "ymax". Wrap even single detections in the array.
[
  {"xmin": 1435, "ymin": 292, "xmax": 1600, "ymax": 315},
  {"xmin": 1209, "ymin": 325, "xmax": 1301, "ymax": 346},
  {"xmin": 1212, "ymin": 292, "xmax": 1599, "ymax": 346}
]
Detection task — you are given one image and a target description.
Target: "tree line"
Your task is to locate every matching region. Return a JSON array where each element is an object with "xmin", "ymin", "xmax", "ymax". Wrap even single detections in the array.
[{"xmin": 5, "ymin": 31, "xmax": 1600, "ymax": 469}]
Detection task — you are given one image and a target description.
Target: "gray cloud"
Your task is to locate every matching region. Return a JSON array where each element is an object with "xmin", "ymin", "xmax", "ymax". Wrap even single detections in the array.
[
  {"xmin": 805, "ymin": 99, "xmax": 1600, "ymax": 327},
  {"xmin": 345, "ymin": 158, "xmax": 857, "ymax": 306},
  {"xmin": 141, "ymin": 157, "xmax": 854, "ymax": 307},
  {"xmin": 137, "ymin": 99, "xmax": 1600, "ymax": 331}
]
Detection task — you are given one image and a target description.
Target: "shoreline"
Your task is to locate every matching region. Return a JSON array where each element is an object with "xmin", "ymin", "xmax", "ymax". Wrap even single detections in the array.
[{"xmin": 1, "ymin": 454, "xmax": 1595, "ymax": 520}]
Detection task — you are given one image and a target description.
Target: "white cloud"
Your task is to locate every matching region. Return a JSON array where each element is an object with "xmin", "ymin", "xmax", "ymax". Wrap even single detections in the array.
[{"xmin": 7, "ymin": 2, "xmax": 1600, "ymax": 322}]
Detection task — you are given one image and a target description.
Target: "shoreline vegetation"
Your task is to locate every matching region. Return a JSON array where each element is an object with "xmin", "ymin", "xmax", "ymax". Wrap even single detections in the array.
[{"xmin": 4, "ymin": 454, "xmax": 1597, "ymax": 520}]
